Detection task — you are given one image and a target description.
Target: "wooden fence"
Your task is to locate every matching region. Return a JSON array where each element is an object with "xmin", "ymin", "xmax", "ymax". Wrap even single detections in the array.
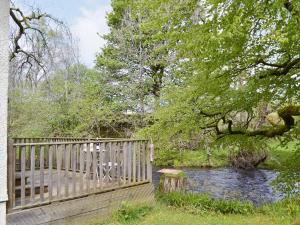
[{"xmin": 7, "ymin": 138, "xmax": 153, "ymax": 211}]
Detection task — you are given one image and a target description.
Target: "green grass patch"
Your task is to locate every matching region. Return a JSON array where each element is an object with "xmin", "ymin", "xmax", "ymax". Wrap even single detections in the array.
[
  {"xmin": 95, "ymin": 199, "xmax": 298, "ymax": 225},
  {"xmin": 157, "ymin": 192, "xmax": 255, "ymax": 215}
]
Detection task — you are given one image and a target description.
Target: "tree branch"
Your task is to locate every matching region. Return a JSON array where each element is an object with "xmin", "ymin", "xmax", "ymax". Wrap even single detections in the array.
[
  {"xmin": 217, "ymin": 105, "xmax": 300, "ymax": 138},
  {"xmin": 258, "ymin": 58, "xmax": 300, "ymax": 79}
]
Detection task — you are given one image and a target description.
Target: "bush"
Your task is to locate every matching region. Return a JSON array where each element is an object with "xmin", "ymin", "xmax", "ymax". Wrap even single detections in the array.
[
  {"xmin": 158, "ymin": 192, "xmax": 255, "ymax": 215},
  {"xmin": 155, "ymin": 149, "xmax": 180, "ymax": 167},
  {"xmin": 229, "ymin": 148, "xmax": 268, "ymax": 169}
]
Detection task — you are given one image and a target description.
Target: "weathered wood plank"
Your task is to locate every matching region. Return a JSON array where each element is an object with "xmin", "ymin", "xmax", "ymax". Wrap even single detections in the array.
[
  {"xmin": 6, "ymin": 182, "xmax": 154, "ymax": 225},
  {"xmin": 137, "ymin": 141, "xmax": 141, "ymax": 182},
  {"xmin": 79, "ymin": 144, "xmax": 84, "ymax": 193},
  {"xmin": 127, "ymin": 142, "xmax": 132, "ymax": 183},
  {"xmin": 57, "ymin": 145, "xmax": 62, "ymax": 198},
  {"xmin": 116, "ymin": 142, "xmax": 121, "ymax": 184},
  {"xmin": 21, "ymin": 146, "xmax": 26, "ymax": 206},
  {"xmin": 48, "ymin": 145, "xmax": 53, "ymax": 201},
  {"xmin": 30, "ymin": 145, "xmax": 35, "ymax": 203},
  {"xmin": 65, "ymin": 144, "xmax": 70, "ymax": 197},
  {"xmin": 111, "ymin": 142, "xmax": 116, "ymax": 183},
  {"xmin": 12, "ymin": 146, "xmax": 16, "ymax": 208},
  {"xmin": 92, "ymin": 142, "xmax": 97, "ymax": 191},
  {"xmin": 142, "ymin": 141, "xmax": 146, "ymax": 181},
  {"xmin": 122, "ymin": 142, "xmax": 127, "ymax": 185},
  {"xmin": 7, "ymin": 140, "xmax": 15, "ymax": 209},
  {"xmin": 40, "ymin": 146, "xmax": 45, "ymax": 202},
  {"xmin": 99, "ymin": 142, "xmax": 104, "ymax": 188},
  {"xmin": 72, "ymin": 144, "xmax": 77, "ymax": 195},
  {"xmin": 86, "ymin": 143, "xmax": 91, "ymax": 191},
  {"xmin": 132, "ymin": 141, "xmax": 136, "ymax": 183},
  {"xmin": 146, "ymin": 141, "xmax": 152, "ymax": 182}
]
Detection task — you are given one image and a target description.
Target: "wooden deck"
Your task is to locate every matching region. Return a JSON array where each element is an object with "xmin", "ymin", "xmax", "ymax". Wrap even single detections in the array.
[
  {"xmin": 7, "ymin": 138, "xmax": 154, "ymax": 212},
  {"xmin": 7, "ymin": 182, "xmax": 154, "ymax": 225}
]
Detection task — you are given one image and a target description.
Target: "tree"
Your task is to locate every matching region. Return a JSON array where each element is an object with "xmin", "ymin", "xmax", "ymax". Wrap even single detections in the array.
[
  {"xmin": 96, "ymin": 0, "xmax": 174, "ymax": 122},
  {"xmin": 9, "ymin": 1, "xmax": 73, "ymax": 90},
  {"xmin": 137, "ymin": 0, "xmax": 299, "ymax": 141}
]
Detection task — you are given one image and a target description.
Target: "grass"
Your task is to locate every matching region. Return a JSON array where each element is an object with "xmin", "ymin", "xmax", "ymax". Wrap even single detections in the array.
[
  {"xmin": 91, "ymin": 192, "xmax": 300, "ymax": 225},
  {"xmin": 157, "ymin": 192, "xmax": 255, "ymax": 214},
  {"xmin": 98, "ymin": 205, "xmax": 293, "ymax": 225},
  {"xmin": 93, "ymin": 201, "xmax": 298, "ymax": 225}
]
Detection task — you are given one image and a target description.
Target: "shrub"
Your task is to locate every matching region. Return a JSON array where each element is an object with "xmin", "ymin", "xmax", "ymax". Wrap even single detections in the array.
[{"xmin": 155, "ymin": 149, "xmax": 180, "ymax": 167}]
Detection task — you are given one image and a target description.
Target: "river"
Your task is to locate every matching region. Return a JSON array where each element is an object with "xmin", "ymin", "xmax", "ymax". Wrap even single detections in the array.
[{"xmin": 153, "ymin": 167, "xmax": 283, "ymax": 205}]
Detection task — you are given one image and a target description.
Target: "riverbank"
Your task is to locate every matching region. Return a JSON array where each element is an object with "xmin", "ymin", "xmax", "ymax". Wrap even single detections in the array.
[
  {"xmin": 95, "ymin": 193, "xmax": 300, "ymax": 225},
  {"xmin": 154, "ymin": 140, "xmax": 297, "ymax": 171}
]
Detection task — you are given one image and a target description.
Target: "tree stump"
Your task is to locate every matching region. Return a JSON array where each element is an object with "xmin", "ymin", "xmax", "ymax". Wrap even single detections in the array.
[{"xmin": 158, "ymin": 169, "xmax": 187, "ymax": 193}]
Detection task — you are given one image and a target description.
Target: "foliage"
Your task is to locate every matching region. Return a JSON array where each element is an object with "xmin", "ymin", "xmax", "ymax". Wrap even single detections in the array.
[
  {"xmin": 154, "ymin": 148, "xmax": 228, "ymax": 168},
  {"xmin": 115, "ymin": 203, "xmax": 153, "ymax": 223},
  {"xmin": 9, "ymin": 65, "xmax": 138, "ymax": 138},
  {"xmin": 266, "ymin": 140, "xmax": 300, "ymax": 197}
]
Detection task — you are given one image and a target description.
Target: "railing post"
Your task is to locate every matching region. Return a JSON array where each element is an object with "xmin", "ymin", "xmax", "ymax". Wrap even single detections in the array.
[
  {"xmin": 7, "ymin": 139, "xmax": 15, "ymax": 210},
  {"xmin": 147, "ymin": 140, "xmax": 154, "ymax": 182}
]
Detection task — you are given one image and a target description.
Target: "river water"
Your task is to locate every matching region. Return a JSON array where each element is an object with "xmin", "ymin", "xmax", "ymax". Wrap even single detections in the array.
[{"xmin": 153, "ymin": 167, "xmax": 283, "ymax": 205}]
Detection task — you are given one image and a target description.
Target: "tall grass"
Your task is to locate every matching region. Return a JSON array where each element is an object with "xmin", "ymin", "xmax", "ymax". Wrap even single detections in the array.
[{"xmin": 158, "ymin": 192, "xmax": 255, "ymax": 214}]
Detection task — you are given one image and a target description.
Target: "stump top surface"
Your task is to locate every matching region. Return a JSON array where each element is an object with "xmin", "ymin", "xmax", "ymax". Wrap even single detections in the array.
[{"xmin": 158, "ymin": 169, "xmax": 183, "ymax": 175}]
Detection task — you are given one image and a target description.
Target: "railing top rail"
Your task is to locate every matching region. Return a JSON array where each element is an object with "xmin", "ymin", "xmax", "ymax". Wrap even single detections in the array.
[
  {"xmin": 11, "ymin": 137, "xmax": 124, "ymax": 140},
  {"xmin": 12, "ymin": 138, "xmax": 150, "ymax": 146}
]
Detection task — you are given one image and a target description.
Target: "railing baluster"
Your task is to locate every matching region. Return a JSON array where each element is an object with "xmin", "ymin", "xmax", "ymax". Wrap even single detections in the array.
[
  {"xmin": 137, "ymin": 141, "xmax": 141, "ymax": 182},
  {"xmin": 49, "ymin": 145, "xmax": 53, "ymax": 201},
  {"xmin": 116, "ymin": 142, "xmax": 121, "ymax": 185},
  {"xmin": 30, "ymin": 145, "xmax": 35, "ymax": 203},
  {"xmin": 92, "ymin": 142, "xmax": 97, "ymax": 191},
  {"xmin": 99, "ymin": 142, "xmax": 104, "ymax": 188},
  {"xmin": 111, "ymin": 142, "xmax": 116, "ymax": 184},
  {"xmin": 40, "ymin": 146, "xmax": 45, "ymax": 202},
  {"xmin": 132, "ymin": 141, "xmax": 136, "ymax": 183},
  {"xmin": 65, "ymin": 144, "xmax": 70, "ymax": 197},
  {"xmin": 142, "ymin": 141, "xmax": 146, "ymax": 181},
  {"xmin": 86, "ymin": 143, "xmax": 91, "ymax": 191},
  {"xmin": 72, "ymin": 144, "xmax": 77, "ymax": 195},
  {"xmin": 79, "ymin": 144, "xmax": 84, "ymax": 193},
  {"xmin": 123, "ymin": 142, "xmax": 127, "ymax": 185},
  {"xmin": 57, "ymin": 144, "xmax": 62, "ymax": 198},
  {"xmin": 21, "ymin": 146, "xmax": 26, "ymax": 206},
  {"xmin": 127, "ymin": 142, "xmax": 132, "ymax": 184}
]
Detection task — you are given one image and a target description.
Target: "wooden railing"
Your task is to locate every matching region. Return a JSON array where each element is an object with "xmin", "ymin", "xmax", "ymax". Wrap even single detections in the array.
[
  {"xmin": 7, "ymin": 139, "xmax": 153, "ymax": 211},
  {"xmin": 12, "ymin": 137, "xmax": 120, "ymax": 143}
]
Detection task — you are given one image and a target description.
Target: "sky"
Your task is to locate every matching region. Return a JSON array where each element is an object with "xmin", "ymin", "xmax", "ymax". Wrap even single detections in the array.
[{"xmin": 15, "ymin": 0, "xmax": 112, "ymax": 67}]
